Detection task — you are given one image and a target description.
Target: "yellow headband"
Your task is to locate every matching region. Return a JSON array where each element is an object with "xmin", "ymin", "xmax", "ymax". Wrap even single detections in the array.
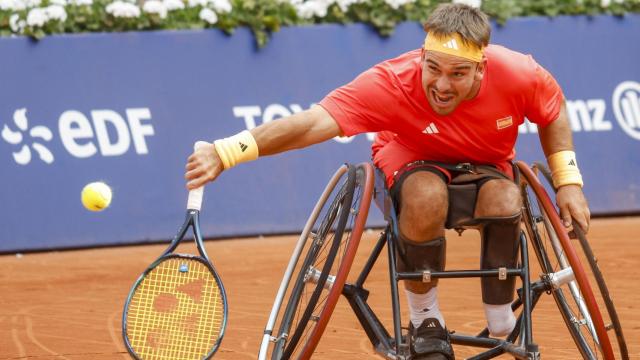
[{"xmin": 423, "ymin": 32, "xmax": 484, "ymax": 62}]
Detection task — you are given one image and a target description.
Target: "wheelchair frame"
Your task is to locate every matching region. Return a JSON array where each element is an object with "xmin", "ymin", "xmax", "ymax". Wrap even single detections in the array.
[{"xmin": 259, "ymin": 161, "xmax": 628, "ymax": 360}]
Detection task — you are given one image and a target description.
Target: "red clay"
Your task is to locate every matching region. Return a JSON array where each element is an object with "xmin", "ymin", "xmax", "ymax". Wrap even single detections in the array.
[{"xmin": 1, "ymin": 217, "xmax": 638, "ymax": 359}]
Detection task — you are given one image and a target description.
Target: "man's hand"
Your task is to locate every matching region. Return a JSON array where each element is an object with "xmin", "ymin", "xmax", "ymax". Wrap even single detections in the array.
[
  {"xmin": 185, "ymin": 142, "xmax": 223, "ymax": 190},
  {"xmin": 555, "ymin": 184, "xmax": 590, "ymax": 233}
]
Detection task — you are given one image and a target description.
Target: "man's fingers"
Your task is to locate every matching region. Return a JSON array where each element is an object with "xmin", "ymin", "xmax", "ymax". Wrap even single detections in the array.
[
  {"xmin": 185, "ymin": 144, "xmax": 219, "ymax": 190},
  {"xmin": 186, "ymin": 152, "xmax": 203, "ymax": 170},
  {"xmin": 559, "ymin": 205, "xmax": 572, "ymax": 228},
  {"xmin": 185, "ymin": 167, "xmax": 204, "ymax": 181},
  {"xmin": 554, "ymin": 185, "xmax": 591, "ymax": 235},
  {"xmin": 579, "ymin": 219, "xmax": 589, "ymax": 234},
  {"xmin": 187, "ymin": 153, "xmax": 199, "ymax": 163},
  {"xmin": 185, "ymin": 161, "xmax": 198, "ymax": 171},
  {"xmin": 186, "ymin": 172, "xmax": 211, "ymax": 190},
  {"xmin": 584, "ymin": 208, "xmax": 591, "ymax": 230},
  {"xmin": 187, "ymin": 177, "xmax": 204, "ymax": 190},
  {"xmin": 566, "ymin": 203, "xmax": 589, "ymax": 234},
  {"xmin": 186, "ymin": 167, "xmax": 219, "ymax": 190},
  {"xmin": 574, "ymin": 212, "xmax": 589, "ymax": 234}
]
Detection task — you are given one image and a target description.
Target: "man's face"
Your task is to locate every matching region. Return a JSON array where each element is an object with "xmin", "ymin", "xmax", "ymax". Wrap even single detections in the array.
[{"xmin": 421, "ymin": 50, "xmax": 485, "ymax": 115}]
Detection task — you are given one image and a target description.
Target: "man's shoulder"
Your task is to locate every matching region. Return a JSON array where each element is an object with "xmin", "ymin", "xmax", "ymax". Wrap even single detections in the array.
[
  {"xmin": 485, "ymin": 44, "xmax": 536, "ymax": 70},
  {"xmin": 485, "ymin": 44, "xmax": 539, "ymax": 88},
  {"xmin": 374, "ymin": 49, "xmax": 422, "ymax": 77},
  {"xmin": 384, "ymin": 48, "xmax": 422, "ymax": 64}
]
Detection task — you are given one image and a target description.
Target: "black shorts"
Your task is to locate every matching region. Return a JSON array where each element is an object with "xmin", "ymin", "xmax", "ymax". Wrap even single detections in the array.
[{"xmin": 389, "ymin": 161, "xmax": 513, "ymax": 229}]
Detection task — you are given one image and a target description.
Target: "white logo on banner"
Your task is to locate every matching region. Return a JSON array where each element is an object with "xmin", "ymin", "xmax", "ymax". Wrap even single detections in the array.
[
  {"xmin": 232, "ymin": 104, "xmax": 377, "ymax": 143},
  {"xmin": 1, "ymin": 108, "xmax": 54, "ymax": 165},
  {"xmin": 518, "ymin": 99, "xmax": 612, "ymax": 134},
  {"xmin": 2, "ymin": 107, "xmax": 155, "ymax": 165},
  {"xmin": 612, "ymin": 81, "xmax": 640, "ymax": 141}
]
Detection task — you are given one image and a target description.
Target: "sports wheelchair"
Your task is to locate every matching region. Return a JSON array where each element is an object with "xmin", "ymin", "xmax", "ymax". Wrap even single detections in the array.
[{"xmin": 258, "ymin": 161, "xmax": 628, "ymax": 360}]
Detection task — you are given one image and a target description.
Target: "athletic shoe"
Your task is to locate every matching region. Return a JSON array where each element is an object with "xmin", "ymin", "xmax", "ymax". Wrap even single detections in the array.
[{"xmin": 409, "ymin": 318, "xmax": 455, "ymax": 360}]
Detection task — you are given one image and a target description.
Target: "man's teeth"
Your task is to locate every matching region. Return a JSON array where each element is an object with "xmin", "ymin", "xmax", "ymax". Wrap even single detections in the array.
[{"xmin": 435, "ymin": 93, "xmax": 450, "ymax": 102}]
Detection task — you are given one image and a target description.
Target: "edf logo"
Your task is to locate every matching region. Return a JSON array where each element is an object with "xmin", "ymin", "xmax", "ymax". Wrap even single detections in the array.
[
  {"xmin": 1, "ymin": 108, "xmax": 155, "ymax": 165},
  {"xmin": 613, "ymin": 81, "xmax": 640, "ymax": 141},
  {"xmin": 1, "ymin": 109, "xmax": 54, "ymax": 165}
]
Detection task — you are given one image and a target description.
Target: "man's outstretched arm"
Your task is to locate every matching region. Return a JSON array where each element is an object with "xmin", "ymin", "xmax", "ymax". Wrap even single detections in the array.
[
  {"xmin": 185, "ymin": 105, "xmax": 342, "ymax": 190},
  {"xmin": 538, "ymin": 103, "xmax": 591, "ymax": 232}
]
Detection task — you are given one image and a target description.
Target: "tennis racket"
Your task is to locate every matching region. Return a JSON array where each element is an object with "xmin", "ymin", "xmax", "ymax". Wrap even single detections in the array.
[{"xmin": 122, "ymin": 141, "xmax": 228, "ymax": 360}]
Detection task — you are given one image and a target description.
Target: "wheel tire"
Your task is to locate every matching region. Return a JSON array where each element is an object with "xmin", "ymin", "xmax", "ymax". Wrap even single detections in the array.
[
  {"xmin": 518, "ymin": 161, "xmax": 625, "ymax": 360},
  {"xmin": 270, "ymin": 163, "xmax": 374, "ymax": 360},
  {"xmin": 534, "ymin": 162, "xmax": 628, "ymax": 360}
]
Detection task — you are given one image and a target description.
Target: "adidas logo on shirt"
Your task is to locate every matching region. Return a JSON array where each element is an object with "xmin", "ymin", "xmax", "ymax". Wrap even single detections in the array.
[
  {"xmin": 442, "ymin": 39, "xmax": 459, "ymax": 50},
  {"xmin": 422, "ymin": 122, "xmax": 439, "ymax": 134}
]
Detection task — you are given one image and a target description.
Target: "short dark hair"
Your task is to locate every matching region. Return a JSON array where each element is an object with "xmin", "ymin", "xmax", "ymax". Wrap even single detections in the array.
[{"xmin": 423, "ymin": 3, "xmax": 491, "ymax": 49}]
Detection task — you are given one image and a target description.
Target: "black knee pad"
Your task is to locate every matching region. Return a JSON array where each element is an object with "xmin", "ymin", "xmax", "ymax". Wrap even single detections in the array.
[
  {"xmin": 478, "ymin": 212, "xmax": 521, "ymax": 304},
  {"xmin": 396, "ymin": 235, "xmax": 446, "ymax": 285}
]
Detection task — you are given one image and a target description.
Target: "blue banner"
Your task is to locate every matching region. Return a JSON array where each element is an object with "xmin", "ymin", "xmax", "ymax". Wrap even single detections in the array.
[{"xmin": 1, "ymin": 15, "xmax": 639, "ymax": 252}]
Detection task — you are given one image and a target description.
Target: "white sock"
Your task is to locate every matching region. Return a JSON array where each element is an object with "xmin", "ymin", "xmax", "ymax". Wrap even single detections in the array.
[
  {"xmin": 405, "ymin": 287, "xmax": 445, "ymax": 328},
  {"xmin": 483, "ymin": 302, "xmax": 516, "ymax": 337}
]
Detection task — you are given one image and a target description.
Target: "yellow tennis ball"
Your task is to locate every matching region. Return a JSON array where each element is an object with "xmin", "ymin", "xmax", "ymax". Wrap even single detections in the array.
[{"xmin": 81, "ymin": 182, "xmax": 112, "ymax": 211}]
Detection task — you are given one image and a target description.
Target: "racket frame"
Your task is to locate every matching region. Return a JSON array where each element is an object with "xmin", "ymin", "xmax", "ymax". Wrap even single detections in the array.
[{"xmin": 122, "ymin": 209, "xmax": 228, "ymax": 360}]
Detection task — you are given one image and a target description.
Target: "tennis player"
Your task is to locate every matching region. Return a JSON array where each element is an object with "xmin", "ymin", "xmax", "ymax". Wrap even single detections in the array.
[{"xmin": 186, "ymin": 3, "xmax": 590, "ymax": 359}]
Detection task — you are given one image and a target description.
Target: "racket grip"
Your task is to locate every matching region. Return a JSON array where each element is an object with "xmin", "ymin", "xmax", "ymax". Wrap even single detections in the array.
[{"xmin": 187, "ymin": 141, "xmax": 209, "ymax": 211}]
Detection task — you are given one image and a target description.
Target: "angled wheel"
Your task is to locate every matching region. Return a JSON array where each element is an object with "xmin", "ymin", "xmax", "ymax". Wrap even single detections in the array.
[
  {"xmin": 259, "ymin": 163, "xmax": 374, "ymax": 360},
  {"xmin": 518, "ymin": 161, "xmax": 628, "ymax": 360},
  {"xmin": 533, "ymin": 162, "xmax": 628, "ymax": 359}
]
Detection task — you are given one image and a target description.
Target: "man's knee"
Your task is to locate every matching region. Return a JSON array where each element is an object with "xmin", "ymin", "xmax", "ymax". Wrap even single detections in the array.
[
  {"xmin": 398, "ymin": 171, "xmax": 448, "ymax": 238},
  {"xmin": 475, "ymin": 179, "xmax": 521, "ymax": 218}
]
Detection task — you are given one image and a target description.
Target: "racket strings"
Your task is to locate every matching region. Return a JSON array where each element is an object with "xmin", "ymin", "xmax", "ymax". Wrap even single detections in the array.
[{"xmin": 126, "ymin": 258, "xmax": 224, "ymax": 360}]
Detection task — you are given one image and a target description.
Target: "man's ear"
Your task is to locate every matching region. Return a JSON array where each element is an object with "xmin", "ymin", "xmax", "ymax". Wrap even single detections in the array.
[{"xmin": 475, "ymin": 56, "xmax": 487, "ymax": 81}]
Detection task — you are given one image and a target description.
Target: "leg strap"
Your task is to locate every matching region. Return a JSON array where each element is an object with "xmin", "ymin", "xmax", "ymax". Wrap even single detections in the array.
[
  {"xmin": 396, "ymin": 236, "xmax": 446, "ymax": 285},
  {"xmin": 478, "ymin": 212, "xmax": 522, "ymax": 304}
]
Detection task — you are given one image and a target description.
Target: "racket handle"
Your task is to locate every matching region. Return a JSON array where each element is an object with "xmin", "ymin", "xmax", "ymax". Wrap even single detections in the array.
[{"xmin": 187, "ymin": 141, "xmax": 209, "ymax": 211}]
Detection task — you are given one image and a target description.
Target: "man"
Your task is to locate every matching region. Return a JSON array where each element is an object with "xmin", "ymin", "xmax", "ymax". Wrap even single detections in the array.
[{"xmin": 185, "ymin": 3, "xmax": 590, "ymax": 359}]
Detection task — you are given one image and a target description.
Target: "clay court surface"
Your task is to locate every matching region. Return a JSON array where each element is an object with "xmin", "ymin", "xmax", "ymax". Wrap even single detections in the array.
[{"xmin": 1, "ymin": 217, "xmax": 638, "ymax": 359}]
